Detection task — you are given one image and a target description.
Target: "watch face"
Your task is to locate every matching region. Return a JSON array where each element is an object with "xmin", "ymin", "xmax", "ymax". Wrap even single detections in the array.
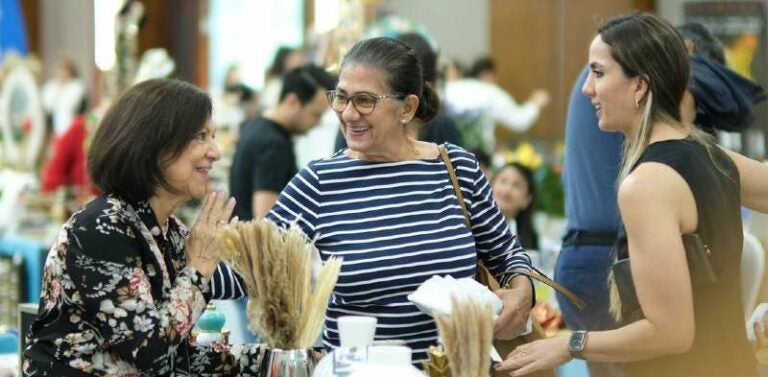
[{"xmin": 569, "ymin": 331, "xmax": 587, "ymax": 351}]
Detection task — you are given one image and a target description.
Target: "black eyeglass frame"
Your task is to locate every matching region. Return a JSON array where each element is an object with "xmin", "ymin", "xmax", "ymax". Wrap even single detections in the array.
[{"xmin": 326, "ymin": 90, "xmax": 406, "ymax": 115}]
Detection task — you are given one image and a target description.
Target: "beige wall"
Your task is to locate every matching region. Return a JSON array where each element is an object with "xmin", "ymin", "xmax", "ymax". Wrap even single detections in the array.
[
  {"xmin": 383, "ymin": 0, "xmax": 489, "ymax": 65},
  {"xmin": 40, "ymin": 0, "xmax": 94, "ymax": 92},
  {"xmin": 490, "ymin": 0, "xmax": 637, "ymax": 141}
]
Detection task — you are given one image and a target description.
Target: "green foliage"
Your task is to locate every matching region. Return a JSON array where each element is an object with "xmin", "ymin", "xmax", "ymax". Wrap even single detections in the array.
[
  {"xmin": 453, "ymin": 110, "xmax": 487, "ymax": 153},
  {"xmin": 533, "ymin": 164, "xmax": 564, "ymax": 217}
]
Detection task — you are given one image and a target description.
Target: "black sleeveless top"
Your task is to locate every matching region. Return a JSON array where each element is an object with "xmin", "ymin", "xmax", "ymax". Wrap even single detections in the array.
[{"xmin": 616, "ymin": 138, "xmax": 756, "ymax": 376}]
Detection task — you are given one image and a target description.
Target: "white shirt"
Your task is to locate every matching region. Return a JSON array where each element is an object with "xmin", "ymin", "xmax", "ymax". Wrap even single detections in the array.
[
  {"xmin": 443, "ymin": 79, "xmax": 540, "ymax": 152},
  {"xmin": 41, "ymin": 79, "xmax": 84, "ymax": 136}
]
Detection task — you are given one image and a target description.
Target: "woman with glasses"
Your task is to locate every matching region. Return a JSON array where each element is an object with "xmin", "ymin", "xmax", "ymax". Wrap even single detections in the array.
[
  {"xmin": 332, "ymin": 32, "xmax": 463, "ymax": 152},
  {"xmin": 263, "ymin": 37, "xmax": 534, "ymax": 363}
]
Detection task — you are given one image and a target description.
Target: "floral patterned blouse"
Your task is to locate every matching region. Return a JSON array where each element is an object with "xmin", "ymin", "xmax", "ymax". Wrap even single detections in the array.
[{"xmin": 23, "ymin": 195, "xmax": 264, "ymax": 376}]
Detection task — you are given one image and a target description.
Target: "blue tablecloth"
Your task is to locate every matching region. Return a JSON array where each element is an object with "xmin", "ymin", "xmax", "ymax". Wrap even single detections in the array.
[
  {"xmin": 0, "ymin": 236, "xmax": 47, "ymax": 303},
  {"xmin": 0, "ymin": 330, "xmax": 17, "ymax": 354},
  {"xmin": 558, "ymin": 358, "xmax": 589, "ymax": 377}
]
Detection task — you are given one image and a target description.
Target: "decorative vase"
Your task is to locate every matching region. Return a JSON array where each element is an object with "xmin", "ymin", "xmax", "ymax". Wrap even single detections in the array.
[
  {"xmin": 260, "ymin": 348, "xmax": 320, "ymax": 377},
  {"xmin": 197, "ymin": 303, "xmax": 226, "ymax": 332},
  {"xmin": 195, "ymin": 303, "xmax": 227, "ymax": 346}
]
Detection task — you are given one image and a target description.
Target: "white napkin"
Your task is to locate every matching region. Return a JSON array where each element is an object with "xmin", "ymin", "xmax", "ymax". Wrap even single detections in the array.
[
  {"xmin": 408, "ymin": 275, "xmax": 532, "ymax": 363},
  {"xmin": 408, "ymin": 275, "xmax": 503, "ymax": 318}
]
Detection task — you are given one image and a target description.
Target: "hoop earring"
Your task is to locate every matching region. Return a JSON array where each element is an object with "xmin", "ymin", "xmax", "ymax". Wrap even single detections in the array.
[{"xmin": 635, "ymin": 98, "xmax": 640, "ymax": 109}]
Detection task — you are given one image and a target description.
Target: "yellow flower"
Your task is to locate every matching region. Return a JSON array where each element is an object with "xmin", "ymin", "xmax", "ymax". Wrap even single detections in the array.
[{"xmin": 502, "ymin": 143, "xmax": 543, "ymax": 170}]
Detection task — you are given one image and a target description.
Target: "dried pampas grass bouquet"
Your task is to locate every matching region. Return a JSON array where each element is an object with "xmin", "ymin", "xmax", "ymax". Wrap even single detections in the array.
[
  {"xmin": 217, "ymin": 220, "xmax": 342, "ymax": 349},
  {"xmin": 434, "ymin": 295, "xmax": 494, "ymax": 377}
]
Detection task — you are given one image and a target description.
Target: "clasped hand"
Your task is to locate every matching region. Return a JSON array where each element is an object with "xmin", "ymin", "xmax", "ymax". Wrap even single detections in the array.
[
  {"xmin": 186, "ymin": 191, "xmax": 236, "ymax": 279},
  {"xmin": 493, "ymin": 275, "xmax": 534, "ymax": 340}
]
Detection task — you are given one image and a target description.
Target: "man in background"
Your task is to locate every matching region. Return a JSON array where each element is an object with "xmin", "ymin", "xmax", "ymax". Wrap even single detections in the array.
[
  {"xmin": 229, "ymin": 64, "xmax": 335, "ymax": 221},
  {"xmin": 222, "ymin": 64, "xmax": 334, "ymax": 345}
]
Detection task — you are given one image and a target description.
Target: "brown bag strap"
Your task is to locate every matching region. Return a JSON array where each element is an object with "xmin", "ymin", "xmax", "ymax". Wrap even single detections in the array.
[
  {"xmin": 438, "ymin": 144, "xmax": 471, "ymax": 228},
  {"xmin": 438, "ymin": 144, "xmax": 585, "ymax": 309},
  {"xmin": 500, "ymin": 268, "xmax": 585, "ymax": 309}
]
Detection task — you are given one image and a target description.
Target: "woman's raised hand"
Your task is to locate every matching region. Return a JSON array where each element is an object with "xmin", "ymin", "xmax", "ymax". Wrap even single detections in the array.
[{"xmin": 186, "ymin": 191, "xmax": 237, "ymax": 279}]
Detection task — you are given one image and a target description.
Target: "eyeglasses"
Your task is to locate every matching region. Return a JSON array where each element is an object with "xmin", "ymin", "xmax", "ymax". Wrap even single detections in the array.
[{"xmin": 326, "ymin": 90, "xmax": 405, "ymax": 115}]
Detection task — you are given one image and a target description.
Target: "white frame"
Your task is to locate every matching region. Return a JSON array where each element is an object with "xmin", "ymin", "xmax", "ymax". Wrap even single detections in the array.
[{"xmin": 0, "ymin": 64, "xmax": 46, "ymax": 170}]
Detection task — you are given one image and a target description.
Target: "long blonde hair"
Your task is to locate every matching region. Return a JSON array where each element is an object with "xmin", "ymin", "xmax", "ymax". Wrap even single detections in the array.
[{"xmin": 596, "ymin": 13, "xmax": 715, "ymax": 182}]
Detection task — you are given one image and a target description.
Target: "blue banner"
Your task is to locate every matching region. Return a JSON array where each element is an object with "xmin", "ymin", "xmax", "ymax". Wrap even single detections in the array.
[{"xmin": 0, "ymin": 0, "xmax": 29, "ymax": 59}]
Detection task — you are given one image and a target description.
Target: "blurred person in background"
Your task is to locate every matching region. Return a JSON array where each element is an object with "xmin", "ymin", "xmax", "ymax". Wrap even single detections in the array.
[
  {"xmin": 223, "ymin": 64, "xmax": 255, "ymax": 107},
  {"xmin": 213, "ymin": 64, "xmax": 258, "ymax": 144},
  {"xmin": 221, "ymin": 64, "xmax": 258, "ymax": 121},
  {"xmin": 468, "ymin": 56, "xmax": 499, "ymax": 84},
  {"xmin": 492, "ymin": 162, "xmax": 539, "ymax": 251},
  {"xmin": 678, "ymin": 22, "xmax": 765, "ymax": 136},
  {"xmin": 443, "ymin": 55, "xmax": 551, "ymax": 154},
  {"xmin": 41, "ymin": 56, "xmax": 86, "ymax": 138},
  {"xmin": 229, "ymin": 64, "xmax": 335, "ymax": 222},
  {"xmin": 39, "ymin": 114, "xmax": 97, "ymax": 198},
  {"xmin": 441, "ymin": 58, "xmax": 465, "ymax": 83},
  {"xmin": 259, "ymin": 46, "xmax": 307, "ymax": 111},
  {"xmin": 223, "ymin": 65, "xmax": 334, "ymax": 344},
  {"xmin": 678, "ymin": 22, "xmax": 726, "ymax": 65},
  {"xmin": 552, "ymin": 65, "xmax": 624, "ymax": 377}
]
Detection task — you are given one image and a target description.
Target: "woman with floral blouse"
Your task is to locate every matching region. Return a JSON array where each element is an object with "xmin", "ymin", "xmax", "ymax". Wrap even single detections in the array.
[{"xmin": 23, "ymin": 79, "xmax": 264, "ymax": 376}]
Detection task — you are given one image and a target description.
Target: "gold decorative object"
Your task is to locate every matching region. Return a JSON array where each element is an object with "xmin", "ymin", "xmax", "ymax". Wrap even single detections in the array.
[{"xmin": 422, "ymin": 345, "xmax": 452, "ymax": 377}]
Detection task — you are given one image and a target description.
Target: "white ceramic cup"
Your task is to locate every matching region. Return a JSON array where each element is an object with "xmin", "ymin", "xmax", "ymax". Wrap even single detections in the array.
[
  {"xmin": 367, "ymin": 345, "xmax": 412, "ymax": 366},
  {"xmin": 337, "ymin": 316, "xmax": 377, "ymax": 348}
]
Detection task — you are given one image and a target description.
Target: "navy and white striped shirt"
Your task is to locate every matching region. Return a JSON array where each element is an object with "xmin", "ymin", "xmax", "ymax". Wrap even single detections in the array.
[{"xmin": 212, "ymin": 144, "xmax": 531, "ymax": 362}]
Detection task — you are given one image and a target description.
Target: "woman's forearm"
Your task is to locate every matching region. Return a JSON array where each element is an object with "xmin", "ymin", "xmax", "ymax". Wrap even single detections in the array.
[{"xmin": 581, "ymin": 319, "xmax": 693, "ymax": 362}]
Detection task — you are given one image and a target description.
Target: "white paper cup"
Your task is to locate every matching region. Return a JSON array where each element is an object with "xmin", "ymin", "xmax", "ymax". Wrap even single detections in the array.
[{"xmin": 337, "ymin": 316, "xmax": 377, "ymax": 348}]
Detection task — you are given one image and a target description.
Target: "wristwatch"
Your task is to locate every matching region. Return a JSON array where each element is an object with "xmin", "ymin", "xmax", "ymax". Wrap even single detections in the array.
[{"xmin": 568, "ymin": 330, "xmax": 588, "ymax": 359}]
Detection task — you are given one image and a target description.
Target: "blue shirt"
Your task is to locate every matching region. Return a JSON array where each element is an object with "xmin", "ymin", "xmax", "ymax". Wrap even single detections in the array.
[{"xmin": 563, "ymin": 67, "xmax": 623, "ymax": 233}]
